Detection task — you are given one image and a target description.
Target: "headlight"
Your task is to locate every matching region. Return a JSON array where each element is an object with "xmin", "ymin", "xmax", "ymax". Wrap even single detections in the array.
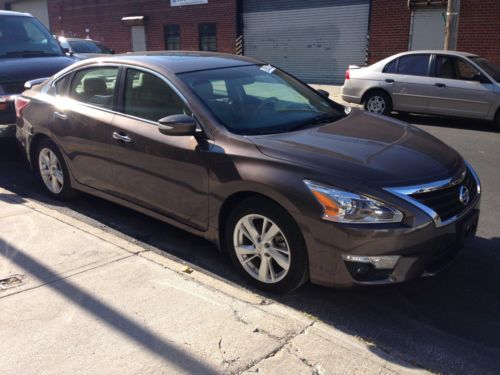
[{"xmin": 304, "ymin": 180, "xmax": 403, "ymax": 224}]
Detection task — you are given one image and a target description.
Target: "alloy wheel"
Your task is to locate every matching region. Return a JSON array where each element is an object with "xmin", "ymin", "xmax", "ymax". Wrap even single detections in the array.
[
  {"xmin": 233, "ymin": 214, "xmax": 291, "ymax": 284},
  {"xmin": 38, "ymin": 148, "xmax": 64, "ymax": 194}
]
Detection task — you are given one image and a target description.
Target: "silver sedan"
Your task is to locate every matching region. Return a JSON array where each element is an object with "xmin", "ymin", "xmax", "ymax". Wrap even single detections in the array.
[{"xmin": 341, "ymin": 50, "xmax": 500, "ymax": 127}]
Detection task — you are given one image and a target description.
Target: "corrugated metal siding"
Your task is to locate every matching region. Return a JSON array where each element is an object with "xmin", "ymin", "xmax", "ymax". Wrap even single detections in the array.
[
  {"xmin": 410, "ymin": 8, "xmax": 446, "ymax": 50},
  {"xmin": 243, "ymin": 0, "xmax": 370, "ymax": 84}
]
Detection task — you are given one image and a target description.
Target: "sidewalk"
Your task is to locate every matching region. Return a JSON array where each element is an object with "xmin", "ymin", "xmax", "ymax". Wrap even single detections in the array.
[{"xmin": 0, "ymin": 187, "xmax": 429, "ymax": 375}]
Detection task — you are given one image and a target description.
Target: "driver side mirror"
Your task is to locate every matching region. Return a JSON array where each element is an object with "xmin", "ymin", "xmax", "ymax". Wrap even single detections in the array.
[
  {"xmin": 110, "ymin": 49, "xmax": 116, "ymax": 55},
  {"xmin": 316, "ymin": 89, "xmax": 330, "ymax": 98},
  {"xmin": 62, "ymin": 47, "xmax": 73, "ymax": 56},
  {"xmin": 472, "ymin": 74, "xmax": 490, "ymax": 84},
  {"xmin": 158, "ymin": 114, "xmax": 197, "ymax": 136}
]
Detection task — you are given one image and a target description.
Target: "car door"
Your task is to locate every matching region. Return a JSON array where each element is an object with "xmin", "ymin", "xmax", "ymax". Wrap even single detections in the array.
[
  {"xmin": 389, "ymin": 54, "xmax": 432, "ymax": 112},
  {"xmin": 425, "ymin": 54, "xmax": 495, "ymax": 119},
  {"xmin": 108, "ymin": 68, "xmax": 211, "ymax": 230},
  {"xmin": 50, "ymin": 66, "xmax": 119, "ymax": 192}
]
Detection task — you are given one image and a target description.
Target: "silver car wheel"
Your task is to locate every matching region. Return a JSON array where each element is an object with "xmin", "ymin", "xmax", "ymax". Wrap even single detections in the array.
[
  {"xmin": 366, "ymin": 95, "xmax": 386, "ymax": 114},
  {"xmin": 233, "ymin": 214, "xmax": 291, "ymax": 284},
  {"xmin": 38, "ymin": 148, "xmax": 64, "ymax": 194}
]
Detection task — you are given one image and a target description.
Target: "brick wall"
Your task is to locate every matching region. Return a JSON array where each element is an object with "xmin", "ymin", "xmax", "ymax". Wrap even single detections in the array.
[
  {"xmin": 457, "ymin": 0, "xmax": 500, "ymax": 65},
  {"xmin": 47, "ymin": 0, "xmax": 237, "ymax": 54},
  {"xmin": 367, "ymin": 0, "xmax": 411, "ymax": 64}
]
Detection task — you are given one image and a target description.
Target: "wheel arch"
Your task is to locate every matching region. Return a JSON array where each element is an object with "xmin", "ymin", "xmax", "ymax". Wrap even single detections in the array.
[
  {"xmin": 361, "ymin": 87, "xmax": 393, "ymax": 105},
  {"xmin": 29, "ymin": 133, "xmax": 51, "ymax": 168}
]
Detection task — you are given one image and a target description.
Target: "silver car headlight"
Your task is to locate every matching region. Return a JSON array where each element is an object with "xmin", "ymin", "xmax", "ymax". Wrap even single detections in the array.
[{"xmin": 304, "ymin": 180, "xmax": 403, "ymax": 224}]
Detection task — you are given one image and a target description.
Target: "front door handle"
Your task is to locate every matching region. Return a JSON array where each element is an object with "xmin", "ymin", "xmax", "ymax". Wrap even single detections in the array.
[
  {"xmin": 54, "ymin": 111, "xmax": 68, "ymax": 120},
  {"xmin": 385, "ymin": 78, "xmax": 395, "ymax": 83},
  {"xmin": 112, "ymin": 131, "xmax": 132, "ymax": 143},
  {"xmin": 435, "ymin": 83, "xmax": 446, "ymax": 88}
]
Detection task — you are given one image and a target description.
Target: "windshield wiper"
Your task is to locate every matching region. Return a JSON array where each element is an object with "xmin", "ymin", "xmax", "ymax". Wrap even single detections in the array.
[
  {"xmin": 289, "ymin": 114, "xmax": 341, "ymax": 132},
  {"xmin": 5, "ymin": 50, "xmax": 60, "ymax": 58}
]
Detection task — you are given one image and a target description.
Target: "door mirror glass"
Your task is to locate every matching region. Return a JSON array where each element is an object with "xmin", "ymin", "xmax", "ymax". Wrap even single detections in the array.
[
  {"xmin": 316, "ymin": 89, "xmax": 330, "ymax": 98},
  {"xmin": 158, "ymin": 114, "xmax": 197, "ymax": 136}
]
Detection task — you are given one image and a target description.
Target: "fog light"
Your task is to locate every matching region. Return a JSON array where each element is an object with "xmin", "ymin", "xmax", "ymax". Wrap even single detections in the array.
[{"xmin": 342, "ymin": 255, "xmax": 400, "ymax": 270}]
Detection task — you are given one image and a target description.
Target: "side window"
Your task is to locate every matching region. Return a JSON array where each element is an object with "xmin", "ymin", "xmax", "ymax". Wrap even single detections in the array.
[
  {"xmin": 397, "ymin": 54, "xmax": 430, "ymax": 76},
  {"xmin": 123, "ymin": 69, "xmax": 188, "ymax": 122},
  {"xmin": 54, "ymin": 75, "xmax": 71, "ymax": 96},
  {"xmin": 435, "ymin": 55, "xmax": 457, "ymax": 79},
  {"xmin": 69, "ymin": 67, "xmax": 118, "ymax": 109},
  {"xmin": 383, "ymin": 59, "xmax": 398, "ymax": 74},
  {"xmin": 454, "ymin": 58, "xmax": 481, "ymax": 81}
]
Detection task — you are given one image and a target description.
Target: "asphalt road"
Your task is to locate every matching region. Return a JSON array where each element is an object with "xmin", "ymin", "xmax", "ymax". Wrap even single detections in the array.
[{"xmin": 1, "ymin": 114, "xmax": 499, "ymax": 374}]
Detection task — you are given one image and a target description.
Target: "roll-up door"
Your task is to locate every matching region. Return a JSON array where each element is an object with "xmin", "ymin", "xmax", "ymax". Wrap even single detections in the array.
[
  {"xmin": 243, "ymin": 0, "xmax": 370, "ymax": 84},
  {"xmin": 410, "ymin": 7, "xmax": 446, "ymax": 50}
]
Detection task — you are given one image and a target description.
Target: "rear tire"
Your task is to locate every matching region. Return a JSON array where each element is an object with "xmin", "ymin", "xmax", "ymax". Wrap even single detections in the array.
[
  {"xmin": 225, "ymin": 197, "xmax": 309, "ymax": 293},
  {"xmin": 35, "ymin": 139, "xmax": 77, "ymax": 200},
  {"xmin": 494, "ymin": 110, "xmax": 500, "ymax": 130},
  {"xmin": 364, "ymin": 90, "xmax": 392, "ymax": 115}
]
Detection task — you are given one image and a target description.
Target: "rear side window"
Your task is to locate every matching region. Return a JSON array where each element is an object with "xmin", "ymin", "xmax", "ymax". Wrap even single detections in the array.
[
  {"xmin": 68, "ymin": 67, "xmax": 119, "ymax": 109},
  {"xmin": 397, "ymin": 54, "xmax": 430, "ymax": 76},
  {"xmin": 383, "ymin": 59, "xmax": 398, "ymax": 73},
  {"xmin": 54, "ymin": 75, "xmax": 71, "ymax": 96},
  {"xmin": 123, "ymin": 69, "xmax": 188, "ymax": 122}
]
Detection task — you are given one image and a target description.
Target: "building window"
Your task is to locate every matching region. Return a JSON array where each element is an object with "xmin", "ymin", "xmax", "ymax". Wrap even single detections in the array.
[
  {"xmin": 164, "ymin": 24, "xmax": 180, "ymax": 50},
  {"xmin": 199, "ymin": 23, "xmax": 216, "ymax": 52}
]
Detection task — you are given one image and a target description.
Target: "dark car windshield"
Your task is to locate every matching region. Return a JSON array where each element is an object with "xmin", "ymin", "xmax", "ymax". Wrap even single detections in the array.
[
  {"xmin": 0, "ymin": 15, "xmax": 63, "ymax": 58},
  {"xmin": 179, "ymin": 65, "xmax": 345, "ymax": 135},
  {"xmin": 69, "ymin": 40, "xmax": 112, "ymax": 54},
  {"xmin": 470, "ymin": 56, "xmax": 500, "ymax": 83}
]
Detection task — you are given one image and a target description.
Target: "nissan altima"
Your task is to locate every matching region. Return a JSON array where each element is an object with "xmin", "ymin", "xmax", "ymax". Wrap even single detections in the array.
[{"xmin": 16, "ymin": 52, "xmax": 481, "ymax": 293}]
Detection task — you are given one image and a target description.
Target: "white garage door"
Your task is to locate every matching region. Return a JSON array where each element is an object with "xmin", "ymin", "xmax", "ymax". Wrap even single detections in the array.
[
  {"xmin": 11, "ymin": 0, "xmax": 49, "ymax": 28},
  {"xmin": 243, "ymin": 0, "xmax": 370, "ymax": 84},
  {"xmin": 410, "ymin": 7, "xmax": 446, "ymax": 50}
]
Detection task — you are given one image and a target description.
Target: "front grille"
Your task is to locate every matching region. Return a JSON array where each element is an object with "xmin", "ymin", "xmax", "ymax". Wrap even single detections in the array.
[
  {"xmin": 410, "ymin": 169, "xmax": 477, "ymax": 222},
  {"xmin": 2, "ymin": 82, "xmax": 25, "ymax": 95}
]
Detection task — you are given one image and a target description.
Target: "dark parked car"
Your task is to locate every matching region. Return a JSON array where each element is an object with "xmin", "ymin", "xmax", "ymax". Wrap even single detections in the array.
[
  {"xmin": 0, "ymin": 10, "xmax": 75, "ymax": 138},
  {"xmin": 16, "ymin": 52, "xmax": 481, "ymax": 293},
  {"xmin": 57, "ymin": 36, "xmax": 115, "ymax": 60}
]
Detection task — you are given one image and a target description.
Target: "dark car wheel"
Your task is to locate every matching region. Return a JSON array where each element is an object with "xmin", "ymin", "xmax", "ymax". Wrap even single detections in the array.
[
  {"xmin": 36, "ymin": 139, "xmax": 77, "ymax": 200},
  {"xmin": 364, "ymin": 90, "xmax": 392, "ymax": 115},
  {"xmin": 225, "ymin": 197, "xmax": 309, "ymax": 293}
]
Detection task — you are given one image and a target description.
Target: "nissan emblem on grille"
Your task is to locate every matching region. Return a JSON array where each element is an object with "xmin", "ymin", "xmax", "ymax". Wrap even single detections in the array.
[{"xmin": 459, "ymin": 185, "xmax": 470, "ymax": 205}]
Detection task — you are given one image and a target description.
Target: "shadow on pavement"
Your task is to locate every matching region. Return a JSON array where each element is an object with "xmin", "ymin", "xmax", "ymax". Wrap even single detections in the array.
[
  {"xmin": 0, "ymin": 239, "xmax": 218, "ymax": 374},
  {"xmin": 1, "ymin": 138, "xmax": 500, "ymax": 374},
  {"xmin": 392, "ymin": 112, "xmax": 498, "ymax": 133}
]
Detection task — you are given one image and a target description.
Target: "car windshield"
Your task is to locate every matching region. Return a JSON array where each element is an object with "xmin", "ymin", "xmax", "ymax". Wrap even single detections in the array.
[
  {"xmin": 69, "ymin": 40, "xmax": 112, "ymax": 54},
  {"xmin": 179, "ymin": 65, "xmax": 345, "ymax": 135},
  {"xmin": 470, "ymin": 56, "xmax": 500, "ymax": 83},
  {"xmin": 0, "ymin": 15, "xmax": 63, "ymax": 58}
]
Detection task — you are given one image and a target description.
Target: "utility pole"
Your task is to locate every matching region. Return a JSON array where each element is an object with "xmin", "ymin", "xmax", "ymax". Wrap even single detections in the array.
[{"xmin": 444, "ymin": 0, "xmax": 460, "ymax": 50}]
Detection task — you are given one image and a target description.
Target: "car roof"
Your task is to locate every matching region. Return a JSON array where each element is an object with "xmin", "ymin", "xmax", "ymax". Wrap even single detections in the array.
[
  {"xmin": 78, "ymin": 51, "xmax": 263, "ymax": 74},
  {"xmin": 398, "ymin": 50, "xmax": 478, "ymax": 58},
  {"xmin": 0, "ymin": 10, "xmax": 32, "ymax": 17}
]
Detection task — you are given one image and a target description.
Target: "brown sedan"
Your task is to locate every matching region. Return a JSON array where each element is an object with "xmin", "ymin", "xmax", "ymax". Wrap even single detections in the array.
[{"xmin": 15, "ymin": 52, "xmax": 481, "ymax": 293}]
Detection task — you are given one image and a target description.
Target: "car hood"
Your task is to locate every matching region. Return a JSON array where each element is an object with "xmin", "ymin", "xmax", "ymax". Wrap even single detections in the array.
[
  {"xmin": 249, "ymin": 110, "xmax": 464, "ymax": 187},
  {"xmin": 73, "ymin": 53, "xmax": 110, "ymax": 60},
  {"xmin": 0, "ymin": 56, "xmax": 76, "ymax": 85}
]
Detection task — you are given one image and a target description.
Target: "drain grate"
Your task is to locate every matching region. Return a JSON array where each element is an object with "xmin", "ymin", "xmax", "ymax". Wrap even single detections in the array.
[{"xmin": 0, "ymin": 275, "xmax": 24, "ymax": 290}]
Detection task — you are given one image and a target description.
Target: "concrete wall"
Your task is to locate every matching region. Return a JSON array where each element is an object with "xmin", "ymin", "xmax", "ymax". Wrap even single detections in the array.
[{"xmin": 47, "ymin": 0, "xmax": 237, "ymax": 54}]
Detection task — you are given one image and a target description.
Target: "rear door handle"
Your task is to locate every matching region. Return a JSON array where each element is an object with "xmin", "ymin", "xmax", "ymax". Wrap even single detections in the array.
[
  {"xmin": 54, "ymin": 111, "xmax": 68, "ymax": 120},
  {"xmin": 112, "ymin": 131, "xmax": 132, "ymax": 143},
  {"xmin": 435, "ymin": 83, "xmax": 446, "ymax": 88},
  {"xmin": 385, "ymin": 79, "xmax": 395, "ymax": 83}
]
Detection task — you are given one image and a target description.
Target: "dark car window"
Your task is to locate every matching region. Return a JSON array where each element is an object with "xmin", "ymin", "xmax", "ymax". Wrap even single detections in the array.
[
  {"xmin": 68, "ymin": 67, "xmax": 118, "ymax": 109},
  {"xmin": 50, "ymin": 74, "xmax": 71, "ymax": 96},
  {"xmin": 123, "ymin": 69, "xmax": 188, "ymax": 122},
  {"xmin": 179, "ymin": 65, "xmax": 345, "ymax": 135},
  {"xmin": 435, "ymin": 55, "xmax": 457, "ymax": 79},
  {"xmin": 454, "ymin": 58, "xmax": 482, "ymax": 81},
  {"xmin": 397, "ymin": 54, "xmax": 430, "ymax": 76},
  {"xmin": 0, "ymin": 15, "xmax": 63, "ymax": 58},
  {"xmin": 383, "ymin": 59, "xmax": 398, "ymax": 74},
  {"xmin": 470, "ymin": 56, "xmax": 500, "ymax": 83},
  {"xmin": 68, "ymin": 40, "xmax": 112, "ymax": 54}
]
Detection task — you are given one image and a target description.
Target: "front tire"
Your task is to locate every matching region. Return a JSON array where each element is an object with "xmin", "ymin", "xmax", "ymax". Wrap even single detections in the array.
[
  {"xmin": 225, "ymin": 197, "xmax": 309, "ymax": 293},
  {"xmin": 364, "ymin": 90, "xmax": 392, "ymax": 115},
  {"xmin": 36, "ymin": 139, "xmax": 77, "ymax": 200}
]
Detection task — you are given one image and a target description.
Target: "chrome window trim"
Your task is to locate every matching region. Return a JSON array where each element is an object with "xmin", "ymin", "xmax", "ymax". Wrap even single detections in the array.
[{"xmin": 384, "ymin": 162, "xmax": 481, "ymax": 228}]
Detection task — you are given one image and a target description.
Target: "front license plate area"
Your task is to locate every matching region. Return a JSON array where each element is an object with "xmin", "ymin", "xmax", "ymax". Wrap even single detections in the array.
[{"xmin": 457, "ymin": 209, "xmax": 479, "ymax": 245}]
